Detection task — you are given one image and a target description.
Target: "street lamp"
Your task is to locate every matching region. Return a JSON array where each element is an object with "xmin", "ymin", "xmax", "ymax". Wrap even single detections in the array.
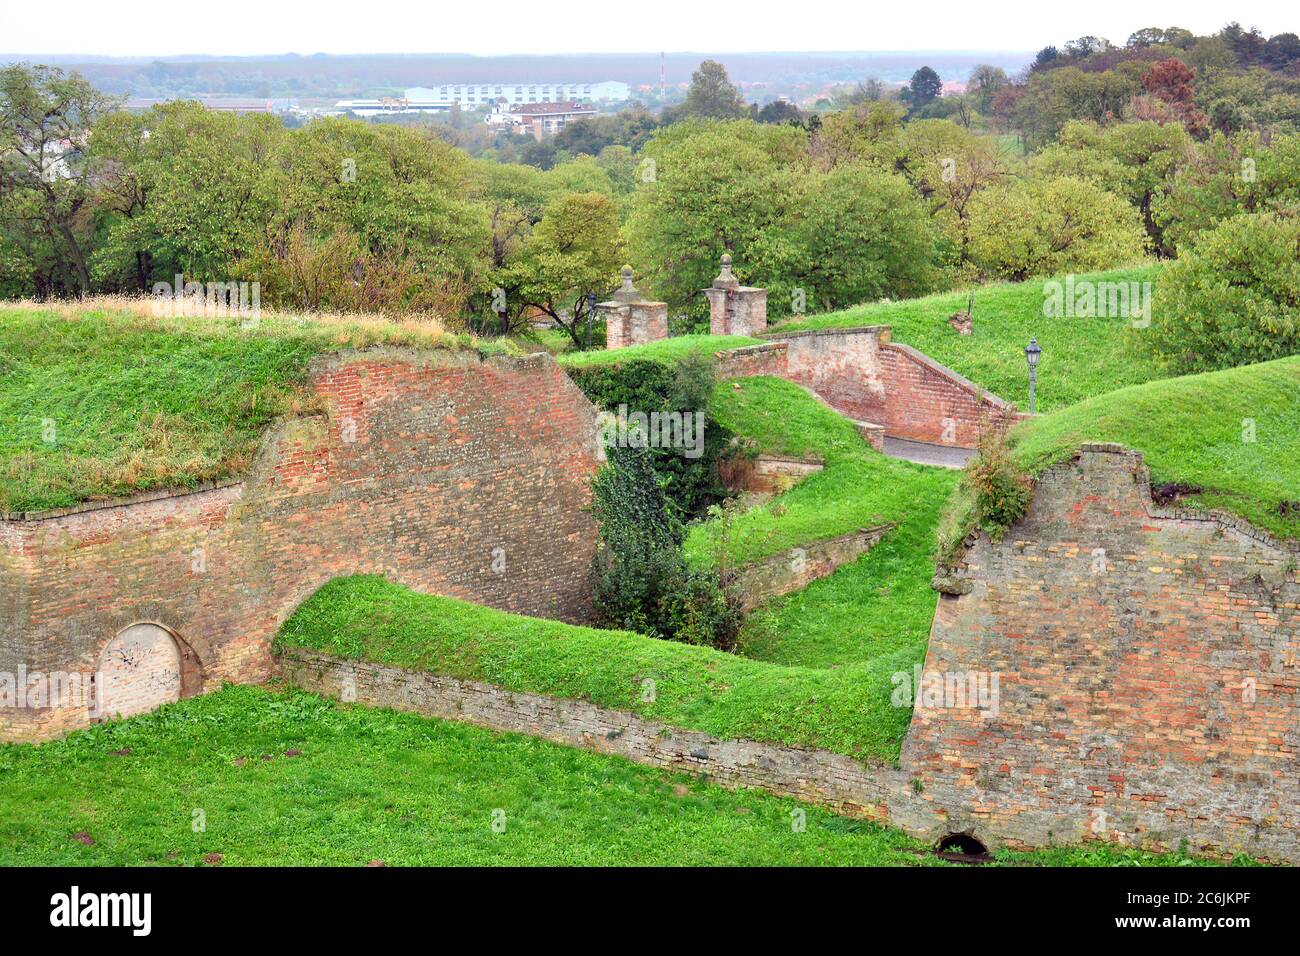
[
  {"xmin": 586, "ymin": 292, "xmax": 597, "ymax": 351},
  {"xmin": 1024, "ymin": 337, "xmax": 1042, "ymax": 414}
]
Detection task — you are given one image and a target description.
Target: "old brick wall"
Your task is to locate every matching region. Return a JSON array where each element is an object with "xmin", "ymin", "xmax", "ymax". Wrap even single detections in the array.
[
  {"xmin": 902, "ymin": 445, "xmax": 1300, "ymax": 863},
  {"xmin": 718, "ymin": 329, "xmax": 1010, "ymax": 449},
  {"xmin": 767, "ymin": 327, "xmax": 891, "ymax": 426},
  {"xmin": 280, "ymin": 646, "xmax": 926, "ymax": 823},
  {"xmin": 877, "ymin": 343, "xmax": 1010, "ymax": 447},
  {"xmin": 714, "ymin": 342, "xmax": 789, "ymax": 381},
  {"xmin": 1, "ymin": 348, "xmax": 601, "ymax": 742}
]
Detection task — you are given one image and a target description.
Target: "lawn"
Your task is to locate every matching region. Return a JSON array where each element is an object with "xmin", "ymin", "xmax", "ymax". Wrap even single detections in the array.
[
  {"xmin": 0, "ymin": 300, "xmax": 467, "ymax": 514},
  {"xmin": 1013, "ymin": 354, "xmax": 1300, "ymax": 539},
  {"xmin": 772, "ymin": 264, "xmax": 1167, "ymax": 412},
  {"xmin": 684, "ymin": 376, "xmax": 958, "ymax": 668},
  {"xmin": 0, "ymin": 685, "xmax": 931, "ymax": 867},
  {"xmin": 0, "ymin": 684, "xmax": 1231, "ymax": 867}
]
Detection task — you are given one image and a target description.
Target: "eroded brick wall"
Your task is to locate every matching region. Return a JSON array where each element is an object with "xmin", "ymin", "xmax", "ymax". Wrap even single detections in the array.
[
  {"xmin": 1, "ymin": 348, "xmax": 601, "ymax": 741},
  {"xmin": 902, "ymin": 445, "xmax": 1300, "ymax": 863}
]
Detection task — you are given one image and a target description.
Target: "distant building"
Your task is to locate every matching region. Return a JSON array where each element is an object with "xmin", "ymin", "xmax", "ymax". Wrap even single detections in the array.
[
  {"xmin": 487, "ymin": 101, "xmax": 597, "ymax": 139},
  {"xmin": 334, "ymin": 81, "xmax": 628, "ymax": 116}
]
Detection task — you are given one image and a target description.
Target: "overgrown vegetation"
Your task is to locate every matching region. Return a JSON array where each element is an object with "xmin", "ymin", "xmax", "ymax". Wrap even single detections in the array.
[
  {"xmin": 0, "ymin": 302, "xmax": 468, "ymax": 513},
  {"xmin": 589, "ymin": 442, "xmax": 741, "ymax": 650}
]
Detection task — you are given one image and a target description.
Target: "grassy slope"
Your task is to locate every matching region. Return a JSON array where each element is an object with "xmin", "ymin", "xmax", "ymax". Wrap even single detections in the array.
[
  {"xmin": 557, "ymin": 333, "xmax": 763, "ymax": 368},
  {"xmin": 277, "ymin": 575, "xmax": 917, "ymax": 764},
  {"xmin": 1013, "ymin": 355, "xmax": 1300, "ymax": 539},
  {"xmin": 685, "ymin": 377, "xmax": 958, "ymax": 667},
  {"xmin": 0, "ymin": 685, "xmax": 1221, "ymax": 867},
  {"xmin": 0, "ymin": 304, "xmax": 467, "ymax": 514},
  {"xmin": 773, "ymin": 264, "xmax": 1166, "ymax": 412}
]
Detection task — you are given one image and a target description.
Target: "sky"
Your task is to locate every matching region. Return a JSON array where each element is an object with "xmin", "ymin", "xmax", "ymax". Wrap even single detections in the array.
[{"xmin": 2, "ymin": 0, "xmax": 1290, "ymax": 56}]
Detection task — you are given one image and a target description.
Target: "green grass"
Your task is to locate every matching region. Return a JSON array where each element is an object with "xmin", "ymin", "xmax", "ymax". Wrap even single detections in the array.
[
  {"xmin": 683, "ymin": 377, "xmax": 958, "ymax": 668},
  {"xmin": 557, "ymin": 333, "xmax": 764, "ymax": 368},
  {"xmin": 0, "ymin": 303, "xmax": 469, "ymax": 514},
  {"xmin": 773, "ymin": 264, "xmax": 1167, "ymax": 412},
  {"xmin": 0, "ymin": 685, "xmax": 933, "ymax": 866},
  {"xmin": 278, "ymin": 574, "xmax": 920, "ymax": 763},
  {"xmin": 1013, "ymin": 355, "xmax": 1300, "ymax": 539},
  {"xmin": 0, "ymin": 684, "xmax": 1230, "ymax": 866}
]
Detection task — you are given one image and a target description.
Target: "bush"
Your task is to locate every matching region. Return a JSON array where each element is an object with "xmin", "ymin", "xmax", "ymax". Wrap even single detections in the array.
[
  {"xmin": 937, "ymin": 418, "xmax": 1033, "ymax": 566},
  {"xmin": 567, "ymin": 351, "xmax": 733, "ymax": 520},
  {"xmin": 1147, "ymin": 212, "xmax": 1300, "ymax": 373},
  {"xmin": 589, "ymin": 443, "xmax": 741, "ymax": 650},
  {"xmin": 966, "ymin": 175, "xmax": 1150, "ymax": 280}
]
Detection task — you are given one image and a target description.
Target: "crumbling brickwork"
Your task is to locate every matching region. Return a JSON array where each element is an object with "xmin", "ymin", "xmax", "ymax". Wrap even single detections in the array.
[
  {"xmin": 0, "ymin": 347, "xmax": 601, "ymax": 742},
  {"xmin": 904, "ymin": 445, "xmax": 1300, "ymax": 863}
]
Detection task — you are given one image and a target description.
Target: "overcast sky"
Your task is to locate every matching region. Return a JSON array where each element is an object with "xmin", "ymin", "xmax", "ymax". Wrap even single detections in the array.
[{"xmin": 2, "ymin": 0, "xmax": 1288, "ymax": 56}]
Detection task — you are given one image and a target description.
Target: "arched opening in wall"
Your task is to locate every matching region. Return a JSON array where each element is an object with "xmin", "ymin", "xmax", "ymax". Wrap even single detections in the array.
[
  {"xmin": 935, "ymin": 832, "xmax": 991, "ymax": 863},
  {"xmin": 94, "ymin": 623, "xmax": 195, "ymax": 721}
]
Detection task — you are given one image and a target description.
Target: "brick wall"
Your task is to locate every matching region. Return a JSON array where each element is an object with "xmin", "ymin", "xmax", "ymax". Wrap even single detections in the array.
[
  {"xmin": 878, "ymin": 342, "xmax": 1011, "ymax": 447},
  {"xmin": 605, "ymin": 302, "xmax": 668, "ymax": 349},
  {"xmin": 903, "ymin": 445, "xmax": 1300, "ymax": 863},
  {"xmin": 280, "ymin": 646, "xmax": 926, "ymax": 823},
  {"xmin": 0, "ymin": 347, "xmax": 601, "ymax": 742},
  {"xmin": 750, "ymin": 327, "xmax": 1010, "ymax": 449},
  {"xmin": 715, "ymin": 342, "xmax": 789, "ymax": 380},
  {"xmin": 734, "ymin": 524, "xmax": 894, "ymax": 611}
]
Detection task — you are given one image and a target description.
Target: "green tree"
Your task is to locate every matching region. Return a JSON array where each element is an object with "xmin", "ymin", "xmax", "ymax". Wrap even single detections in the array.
[
  {"xmin": 906, "ymin": 66, "xmax": 943, "ymax": 111},
  {"xmin": 1147, "ymin": 211, "xmax": 1300, "ymax": 372},
  {"xmin": 682, "ymin": 60, "xmax": 745, "ymax": 120},
  {"xmin": 966, "ymin": 175, "xmax": 1150, "ymax": 280},
  {"xmin": 0, "ymin": 63, "xmax": 117, "ymax": 293},
  {"xmin": 771, "ymin": 163, "xmax": 937, "ymax": 311},
  {"xmin": 501, "ymin": 191, "xmax": 621, "ymax": 347}
]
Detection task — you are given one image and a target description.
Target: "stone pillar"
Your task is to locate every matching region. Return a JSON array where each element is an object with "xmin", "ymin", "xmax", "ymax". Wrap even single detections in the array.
[
  {"xmin": 600, "ymin": 266, "xmax": 669, "ymax": 350},
  {"xmin": 703, "ymin": 254, "xmax": 767, "ymax": 337}
]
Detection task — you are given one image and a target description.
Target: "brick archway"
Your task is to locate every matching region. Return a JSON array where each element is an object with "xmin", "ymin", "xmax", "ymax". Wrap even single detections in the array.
[{"xmin": 95, "ymin": 623, "xmax": 203, "ymax": 721}]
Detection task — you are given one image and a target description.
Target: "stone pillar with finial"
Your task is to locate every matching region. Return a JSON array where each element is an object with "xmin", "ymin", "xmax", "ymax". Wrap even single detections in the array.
[
  {"xmin": 703, "ymin": 253, "xmax": 767, "ymax": 336},
  {"xmin": 599, "ymin": 265, "xmax": 668, "ymax": 349}
]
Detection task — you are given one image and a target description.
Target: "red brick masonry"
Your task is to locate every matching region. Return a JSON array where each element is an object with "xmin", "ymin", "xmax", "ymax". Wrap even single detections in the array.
[
  {"xmin": 716, "ymin": 327, "xmax": 1015, "ymax": 448},
  {"xmin": 0, "ymin": 348, "xmax": 601, "ymax": 741},
  {"xmin": 905, "ymin": 444, "xmax": 1300, "ymax": 862}
]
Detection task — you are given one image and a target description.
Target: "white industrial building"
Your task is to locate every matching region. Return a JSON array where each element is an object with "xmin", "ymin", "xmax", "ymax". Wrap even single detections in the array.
[{"xmin": 335, "ymin": 80, "xmax": 629, "ymax": 116}]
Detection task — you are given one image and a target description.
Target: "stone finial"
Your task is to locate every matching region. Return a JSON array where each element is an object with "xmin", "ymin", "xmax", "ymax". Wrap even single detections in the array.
[
  {"xmin": 610, "ymin": 265, "xmax": 641, "ymax": 303},
  {"xmin": 712, "ymin": 253, "xmax": 740, "ymax": 290}
]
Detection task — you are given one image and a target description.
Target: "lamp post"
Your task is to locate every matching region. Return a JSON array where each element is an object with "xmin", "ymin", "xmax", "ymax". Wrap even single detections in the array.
[
  {"xmin": 586, "ymin": 292, "xmax": 597, "ymax": 351},
  {"xmin": 1024, "ymin": 337, "xmax": 1042, "ymax": 414}
]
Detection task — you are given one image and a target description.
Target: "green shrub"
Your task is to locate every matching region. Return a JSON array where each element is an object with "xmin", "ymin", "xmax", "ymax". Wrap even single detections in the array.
[
  {"xmin": 589, "ymin": 442, "xmax": 740, "ymax": 649},
  {"xmin": 1147, "ymin": 211, "xmax": 1300, "ymax": 373},
  {"xmin": 937, "ymin": 419, "xmax": 1033, "ymax": 566},
  {"xmin": 567, "ymin": 351, "xmax": 733, "ymax": 520}
]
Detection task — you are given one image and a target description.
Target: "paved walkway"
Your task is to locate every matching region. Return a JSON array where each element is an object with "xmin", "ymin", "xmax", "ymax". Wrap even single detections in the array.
[{"xmin": 882, "ymin": 438, "xmax": 975, "ymax": 469}]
